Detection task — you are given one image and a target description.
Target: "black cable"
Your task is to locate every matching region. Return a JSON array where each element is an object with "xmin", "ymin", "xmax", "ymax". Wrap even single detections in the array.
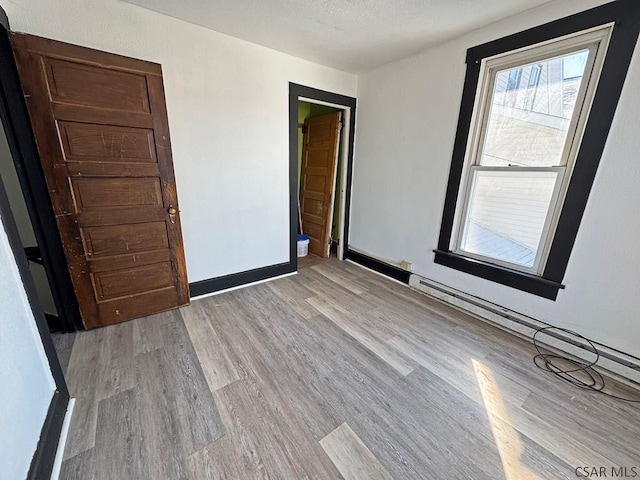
[{"xmin": 532, "ymin": 326, "xmax": 640, "ymax": 403}]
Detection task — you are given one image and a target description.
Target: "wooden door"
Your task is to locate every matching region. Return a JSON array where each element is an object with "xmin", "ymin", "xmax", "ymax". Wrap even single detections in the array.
[
  {"xmin": 299, "ymin": 112, "xmax": 341, "ymax": 257},
  {"xmin": 10, "ymin": 33, "xmax": 189, "ymax": 329}
]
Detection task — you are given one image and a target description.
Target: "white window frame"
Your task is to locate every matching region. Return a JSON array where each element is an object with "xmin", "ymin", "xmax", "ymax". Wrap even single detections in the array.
[{"xmin": 451, "ymin": 25, "xmax": 613, "ymax": 275}]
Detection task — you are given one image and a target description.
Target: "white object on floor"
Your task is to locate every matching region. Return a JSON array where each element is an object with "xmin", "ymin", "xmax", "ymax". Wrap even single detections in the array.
[
  {"xmin": 297, "ymin": 235, "xmax": 310, "ymax": 257},
  {"xmin": 50, "ymin": 397, "xmax": 75, "ymax": 480}
]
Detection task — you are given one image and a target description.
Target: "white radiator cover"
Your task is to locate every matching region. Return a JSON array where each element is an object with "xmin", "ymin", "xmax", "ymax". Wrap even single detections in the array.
[{"xmin": 409, "ymin": 274, "xmax": 640, "ymax": 387}]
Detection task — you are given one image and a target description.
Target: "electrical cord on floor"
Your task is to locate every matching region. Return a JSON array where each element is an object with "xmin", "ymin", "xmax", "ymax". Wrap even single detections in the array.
[{"xmin": 532, "ymin": 326, "xmax": 640, "ymax": 403}]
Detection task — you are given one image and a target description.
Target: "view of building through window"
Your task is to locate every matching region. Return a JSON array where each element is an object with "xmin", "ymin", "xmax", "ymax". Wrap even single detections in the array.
[{"xmin": 459, "ymin": 49, "xmax": 589, "ymax": 268}]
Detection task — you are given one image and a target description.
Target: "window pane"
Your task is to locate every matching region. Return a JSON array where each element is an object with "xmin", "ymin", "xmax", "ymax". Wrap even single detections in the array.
[
  {"xmin": 460, "ymin": 170, "xmax": 559, "ymax": 268},
  {"xmin": 480, "ymin": 50, "xmax": 589, "ymax": 167}
]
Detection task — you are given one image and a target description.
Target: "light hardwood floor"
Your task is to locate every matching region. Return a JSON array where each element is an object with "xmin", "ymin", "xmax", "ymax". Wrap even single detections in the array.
[{"xmin": 58, "ymin": 259, "xmax": 640, "ymax": 479}]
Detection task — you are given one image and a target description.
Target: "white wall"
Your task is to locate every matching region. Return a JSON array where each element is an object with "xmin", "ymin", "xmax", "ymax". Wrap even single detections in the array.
[
  {"xmin": 0, "ymin": 210, "xmax": 56, "ymax": 479},
  {"xmin": 350, "ymin": 0, "xmax": 640, "ymax": 356},
  {"xmin": 1, "ymin": 0, "xmax": 357, "ymax": 282}
]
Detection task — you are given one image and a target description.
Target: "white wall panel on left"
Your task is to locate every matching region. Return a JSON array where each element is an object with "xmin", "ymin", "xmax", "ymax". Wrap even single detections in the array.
[{"xmin": 0, "ymin": 210, "xmax": 55, "ymax": 479}]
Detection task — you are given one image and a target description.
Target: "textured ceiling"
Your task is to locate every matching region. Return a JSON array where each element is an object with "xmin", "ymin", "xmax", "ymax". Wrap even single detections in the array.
[{"xmin": 123, "ymin": 0, "xmax": 556, "ymax": 73}]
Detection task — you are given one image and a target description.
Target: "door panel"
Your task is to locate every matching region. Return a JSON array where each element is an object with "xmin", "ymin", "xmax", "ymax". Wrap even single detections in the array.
[
  {"xmin": 299, "ymin": 112, "xmax": 341, "ymax": 257},
  {"xmin": 83, "ymin": 223, "xmax": 169, "ymax": 257},
  {"xmin": 58, "ymin": 122, "xmax": 157, "ymax": 162},
  {"xmin": 44, "ymin": 58, "xmax": 151, "ymax": 112},
  {"xmin": 10, "ymin": 32, "xmax": 189, "ymax": 329},
  {"xmin": 94, "ymin": 262, "xmax": 174, "ymax": 301}
]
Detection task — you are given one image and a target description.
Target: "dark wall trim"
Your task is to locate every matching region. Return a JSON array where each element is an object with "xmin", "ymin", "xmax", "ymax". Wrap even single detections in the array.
[
  {"xmin": 345, "ymin": 248, "xmax": 411, "ymax": 284},
  {"xmin": 189, "ymin": 262, "xmax": 295, "ymax": 297},
  {"xmin": 0, "ymin": 22, "xmax": 81, "ymax": 331},
  {"xmin": 289, "ymin": 83, "xmax": 357, "ymax": 265},
  {"xmin": 26, "ymin": 391, "xmax": 68, "ymax": 480},
  {"xmin": 0, "ymin": 65, "xmax": 69, "ymax": 477},
  {"xmin": 436, "ymin": 0, "xmax": 640, "ymax": 299}
]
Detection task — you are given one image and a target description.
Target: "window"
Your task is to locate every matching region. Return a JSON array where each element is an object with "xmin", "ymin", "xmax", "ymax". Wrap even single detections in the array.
[
  {"xmin": 528, "ymin": 64, "xmax": 541, "ymax": 88},
  {"xmin": 435, "ymin": 1, "xmax": 640, "ymax": 300},
  {"xmin": 505, "ymin": 68, "xmax": 522, "ymax": 91},
  {"xmin": 455, "ymin": 29, "xmax": 609, "ymax": 274}
]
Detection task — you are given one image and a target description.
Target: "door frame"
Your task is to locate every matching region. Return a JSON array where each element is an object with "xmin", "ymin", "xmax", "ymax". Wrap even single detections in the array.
[
  {"xmin": 0, "ymin": 19, "xmax": 82, "ymax": 331},
  {"xmin": 0, "ymin": 42, "xmax": 71, "ymax": 478},
  {"xmin": 289, "ymin": 83, "xmax": 356, "ymax": 265}
]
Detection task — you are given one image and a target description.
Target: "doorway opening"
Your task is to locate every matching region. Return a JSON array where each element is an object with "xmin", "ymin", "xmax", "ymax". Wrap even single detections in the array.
[
  {"xmin": 297, "ymin": 100, "xmax": 345, "ymax": 266},
  {"xmin": 0, "ymin": 117, "xmax": 58, "ymax": 320},
  {"xmin": 289, "ymin": 84, "xmax": 356, "ymax": 271}
]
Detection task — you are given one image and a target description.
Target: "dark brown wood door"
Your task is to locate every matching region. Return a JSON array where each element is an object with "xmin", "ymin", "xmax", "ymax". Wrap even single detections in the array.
[
  {"xmin": 299, "ymin": 112, "xmax": 341, "ymax": 257},
  {"xmin": 10, "ymin": 33, "xmax": 189, "ymax": 329}
]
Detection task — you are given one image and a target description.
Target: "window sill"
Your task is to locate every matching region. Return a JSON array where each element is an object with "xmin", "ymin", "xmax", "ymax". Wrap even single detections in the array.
[{"xmin": 433, "ymin": 250, "xmax": 564, "ymax": 300}]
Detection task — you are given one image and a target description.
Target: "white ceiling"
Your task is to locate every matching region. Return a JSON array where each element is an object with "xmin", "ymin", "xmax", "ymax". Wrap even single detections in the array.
[{"xmin": 123, "ymin": 0, "xmax": 556, "ymax": 73}]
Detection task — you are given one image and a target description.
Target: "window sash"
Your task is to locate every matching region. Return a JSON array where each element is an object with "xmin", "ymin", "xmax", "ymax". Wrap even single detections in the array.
[
  {"xmin": 474, "ymin": 42, "xmax": 601, "ymax": 170},
  {"xmin": 454, "ymin": 166, "xmax": 565, "ymax": 273}
]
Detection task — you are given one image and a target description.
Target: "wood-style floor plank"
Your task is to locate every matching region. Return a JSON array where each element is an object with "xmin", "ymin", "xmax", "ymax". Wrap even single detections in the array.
[
  {"xmin": 187, "ymin": 435, "xmax": 248, "ymax": 480},
  {"xmin": 211, "ymin": 290, "xmax": 344, "ymax": 441},
  {"xmin": 132, "ymin": 311, "xmax": 164, "ymax": 355},
  {"xmin": 56, "ymin": 257, "xmax": 640, "ymax": 479},
  {"xmin": 320, "ymin": 422, "xmax": 393, "ymax": 480},
  {"xmin": 213, "ymin": 378, "xmax": 340, "ymax": 479},
  {"xmin": 92, "ymin": 389, "xmax": 145, "ymax": 480},
  {"xmin": 182, "ymin": 299, "xmax": 241, "ymax": 392},
  {"xmin": 307, "ymin": 295, "xmax": 417, "ymax": 375},
  {"xmin": 62, "ymin": 330, "xmax": 103, "ymax": 460},
  {"xmin": 311, "ymin": 263, "xmax": 368, "ymax": 294},
  {"xmin": 266, "ymin": 276, "xmax": 321, "ymax": 320},
  {"xmin": 160, "ymin": 312, "xmax": 225, "ymax": 455},
  {"xmin": 51, "ymin": 331, "xmax": 76, "ymax": 375},
  {"xmin": 59, "ymin": 447, "xmax": 95, "ymax": 480},
  {"xmin": 135, "ymin": 349, "xmax": 190, "ymax": 480},
  {"xmin": 95, "ymin": 321, "xmax": 136, "ymax": 401}
]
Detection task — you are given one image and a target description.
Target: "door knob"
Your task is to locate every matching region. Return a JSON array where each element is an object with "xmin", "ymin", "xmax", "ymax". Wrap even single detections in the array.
[{"xmin": 168, "ymin": 205, "xmax": 177, "ymax": 224}]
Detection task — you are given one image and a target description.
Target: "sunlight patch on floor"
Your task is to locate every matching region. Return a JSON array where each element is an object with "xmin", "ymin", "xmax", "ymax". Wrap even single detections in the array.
[{"xmin": 473, "ymin": 359, "xmax": 540, "ymax": 480}]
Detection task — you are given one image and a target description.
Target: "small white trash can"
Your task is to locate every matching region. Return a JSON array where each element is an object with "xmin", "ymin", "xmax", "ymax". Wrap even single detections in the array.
[{"xmin": 297, "ymin": 234, "xmax": 310, "ymax": 257}]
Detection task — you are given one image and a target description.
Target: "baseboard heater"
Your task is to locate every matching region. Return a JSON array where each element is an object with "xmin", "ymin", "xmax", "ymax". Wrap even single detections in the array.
[{"xmin": 408, "ymin": 274, "xmax": 640, "ymax": 387}]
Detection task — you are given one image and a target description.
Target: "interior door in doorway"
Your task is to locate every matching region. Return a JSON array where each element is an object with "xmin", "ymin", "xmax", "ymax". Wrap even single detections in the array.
[
  {"xmin": 10, "ymin": 33, "xmax": 189, "ymax": 329},
  {"xmin": 299, "ymin": 111, "xmax": 341, "ymax": 258}
]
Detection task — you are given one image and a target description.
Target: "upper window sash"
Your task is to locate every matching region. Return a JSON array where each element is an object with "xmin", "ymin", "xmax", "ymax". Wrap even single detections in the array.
[{"xmin": 470, "ymin": 26, "xmax": 612, "ymax": 169}]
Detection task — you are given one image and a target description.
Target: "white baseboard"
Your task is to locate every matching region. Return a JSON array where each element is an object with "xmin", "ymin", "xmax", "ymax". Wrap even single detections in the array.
[
  {"xmin": 50, "ymin": 398, "xmax": 75, "ymax": 480},
  {"xmin": 409, "ymin": 274, "xmax": 640, "ymax": 388}
]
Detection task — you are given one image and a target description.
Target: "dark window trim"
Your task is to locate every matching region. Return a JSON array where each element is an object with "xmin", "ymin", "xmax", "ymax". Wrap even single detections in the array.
[
  {"xmin": 434, "ymin": 250, "xmax": 563, "ymax": 300},
  {"xmin": 436, "ymin": 0, "xmax": 640, "ymax": 300}
]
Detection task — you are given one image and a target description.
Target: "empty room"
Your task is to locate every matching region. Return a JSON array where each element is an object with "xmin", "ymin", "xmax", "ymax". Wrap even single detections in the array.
[{"xmin": 1, "ymin": 0, "xmax": 639, "ymax": 479}]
